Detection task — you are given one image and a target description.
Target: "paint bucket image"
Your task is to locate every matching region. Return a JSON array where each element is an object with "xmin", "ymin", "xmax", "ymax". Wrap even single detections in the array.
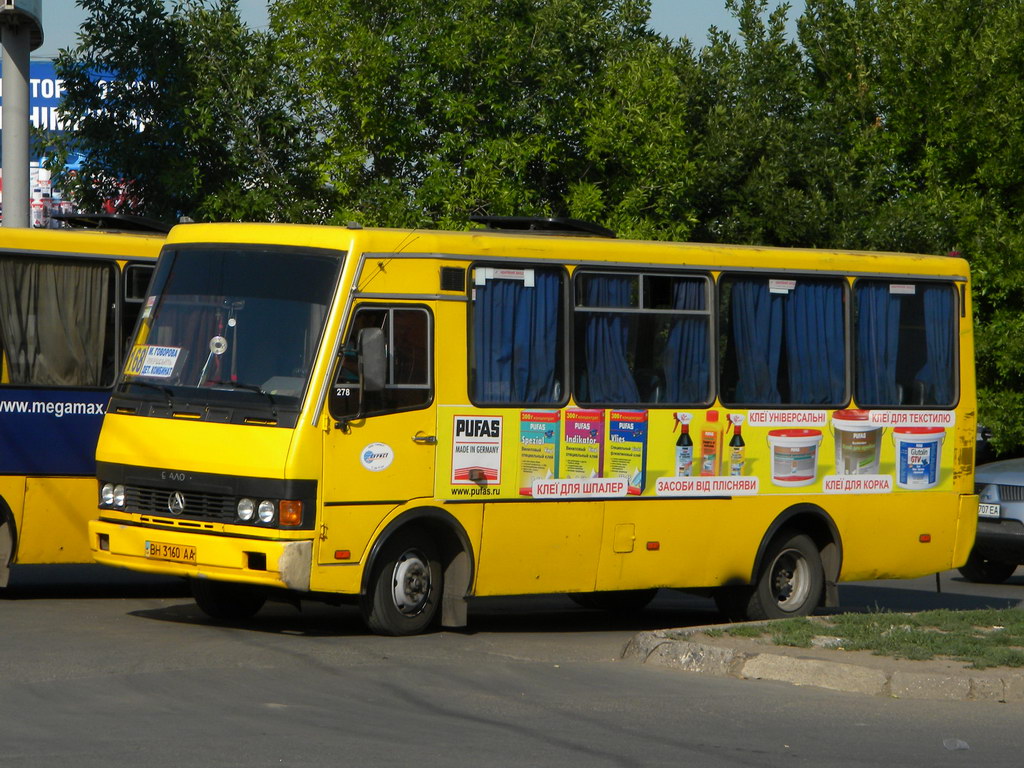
[
  {"xmin": 893, "ymin": 427, "xmax": 946, "ymax": 490},
  {"xmin": 831, "ymin": 409, "xmax": 882, "ymax": 475},
  {"xmin": 767, "ymin": 429, "xmax": 823, "ymax": 487}
]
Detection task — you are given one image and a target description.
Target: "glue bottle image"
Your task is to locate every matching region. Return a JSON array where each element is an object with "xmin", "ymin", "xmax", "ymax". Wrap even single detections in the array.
[
  {"xmin": 674, "ymin": 412, "xmax": 693, "ymax": 476},
  {"xmin": 700, "ymin": 410, "xmax": 723, "ymax": 476},
  {"xmin": 728, "ymin": 414, "xmax": 746, "ymax": 476}
]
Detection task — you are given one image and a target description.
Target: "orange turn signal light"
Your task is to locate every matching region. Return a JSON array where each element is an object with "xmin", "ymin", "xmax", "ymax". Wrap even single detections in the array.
[{"xmin": 279, "ymin": 500, "xmax": 303, "ymax": 527}]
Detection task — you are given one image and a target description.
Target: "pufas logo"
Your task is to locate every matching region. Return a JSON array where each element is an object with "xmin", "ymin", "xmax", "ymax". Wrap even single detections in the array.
[{"xmin": 360, "ymin": 442, "xmax": 395, "ymax": 472}]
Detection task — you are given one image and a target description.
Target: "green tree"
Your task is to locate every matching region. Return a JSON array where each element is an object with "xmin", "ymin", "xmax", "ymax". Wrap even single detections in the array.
[
  {"xmin": 270, "ymin": 0, "xmax": 699, "ymax": 238},
  {"xmin": 687, "ymin": 0, "xmax": 821, "ymax": 246},
  {"xmin": 46, "ymin": 0, "xmax": 323, "ymax": 223}
]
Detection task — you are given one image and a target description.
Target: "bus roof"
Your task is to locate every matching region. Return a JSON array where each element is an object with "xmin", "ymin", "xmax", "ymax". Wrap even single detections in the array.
[
  {"xmin": 163, "ymin": 222, "xmax": 971, "ymax": 280},
  {"xmin": 0, "ymin": 225, "xmax": 166, "ymax": 260}
]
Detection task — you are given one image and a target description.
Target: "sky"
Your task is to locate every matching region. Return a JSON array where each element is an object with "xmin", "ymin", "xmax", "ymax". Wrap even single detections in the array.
[{"xmin": 35, "ymin": 0, "xmax": 805, "ymax": 59}]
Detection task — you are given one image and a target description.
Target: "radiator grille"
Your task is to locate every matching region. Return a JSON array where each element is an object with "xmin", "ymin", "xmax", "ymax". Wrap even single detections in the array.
[
  {"xmin": 125, "ymin": 485, "xmax": 236, "ymax": 523},
  {"xmin": 976, "ymin": 483, "xmax": 1024, "ymax": 502}
]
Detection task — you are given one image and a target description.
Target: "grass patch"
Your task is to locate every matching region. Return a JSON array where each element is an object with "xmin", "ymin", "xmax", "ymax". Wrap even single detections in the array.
[{"xmin": 715, "ymin": 609, "xmax": 1024, "ymax": 669}]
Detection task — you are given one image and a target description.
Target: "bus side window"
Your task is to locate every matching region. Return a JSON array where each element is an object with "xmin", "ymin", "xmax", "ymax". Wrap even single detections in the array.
[
  {"xmin": 122, "ymin": 264, "xmax": 155, "ymax": 353},
  {"xmin": 470, "ymin": 265, "xmax": 565, "ymax": 405},
  {"xmin": 329, "ymin": 305, "xmax": 432, "ymax": 419},
  {"xmin": 573, "ymin": 271, "xmax": 711, "ymax": 406},
  {"xmin": 719, "ymin": 274, "xmax": 847, "ymax": 406},
  {"xmin": 854, "ymin": 280, "xmax": 957, "ymax": 407},
  {"xmin": 0, "ymin": 256, "xmax": 117, "ymax": 387}
]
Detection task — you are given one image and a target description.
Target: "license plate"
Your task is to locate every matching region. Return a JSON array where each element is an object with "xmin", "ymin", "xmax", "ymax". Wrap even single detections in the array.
[
  {"xmin": 978, "ymin": 503, "xmax": 1001, "ymax": 519},
  {"xmin": 145, "ymin": 540, "xmax": 197, "ymax": 564}
]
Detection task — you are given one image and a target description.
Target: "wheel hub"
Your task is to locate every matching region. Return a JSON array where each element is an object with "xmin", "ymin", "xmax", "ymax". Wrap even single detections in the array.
[
  {"xmin": 391, "ymin": 549, "xmax": 431, "ymax": 616},
  {"xmin": 771, "ymin": 549, "xmax": 810, "ymax": 612}
]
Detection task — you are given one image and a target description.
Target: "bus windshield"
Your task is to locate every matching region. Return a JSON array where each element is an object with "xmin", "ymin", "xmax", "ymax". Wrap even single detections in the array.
[{"xmin": 120, "ymin": 246, "xmax": 341, "ymax": 407}]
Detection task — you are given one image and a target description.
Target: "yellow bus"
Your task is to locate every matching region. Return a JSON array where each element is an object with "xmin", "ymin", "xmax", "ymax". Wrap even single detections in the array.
[
  {"xmin": 90, "ymin": 217, "xmax": 977, "ymax": 633},
  {"xmin": 0, "ymin": 216, "xmax": 166, "ymax": 587}
]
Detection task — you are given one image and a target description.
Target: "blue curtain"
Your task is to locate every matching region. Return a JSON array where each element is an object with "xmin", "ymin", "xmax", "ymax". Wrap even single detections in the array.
[
  {"xmin": 581, "ymin": 276, "xmax": 640, "ymax": 403},
  {"xmin": 784, "ymin": 281, "xmax": 845, "ymax": 403},
  {"xmin": 855, "ymin": 283, "xmax": 901, "ymax": 405},
  {"xmin": 918, "ymin": 285, "xmax": 954, "ymax": 404},
  {"xmin": 731, "ymin": 279, "xmax": 783, "ymax": 403},
  {"xmin": 473, "ymin": 270, "xmax": 560, "ymax": 402},
  {"xmin": 663, "ymin": 279, "xmax": 709, "ymax": 403}
]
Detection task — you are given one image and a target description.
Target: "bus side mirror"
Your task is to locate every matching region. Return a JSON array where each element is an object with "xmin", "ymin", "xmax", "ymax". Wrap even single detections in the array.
[{"xmin": 358, "ymin": 327, "xmax": 386, "ymax": 393}]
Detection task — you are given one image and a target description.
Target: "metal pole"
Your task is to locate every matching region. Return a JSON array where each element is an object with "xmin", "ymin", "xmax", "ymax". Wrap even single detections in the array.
[{"xmin": 1, "ymin": 20, "xmax": 29, "ymax": 227}]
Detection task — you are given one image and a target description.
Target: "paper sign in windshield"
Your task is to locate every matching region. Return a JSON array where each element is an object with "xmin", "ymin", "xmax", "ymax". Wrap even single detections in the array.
[{"xmin": 126, "ymin": 345, "xmax": 182, "ymax": 378}]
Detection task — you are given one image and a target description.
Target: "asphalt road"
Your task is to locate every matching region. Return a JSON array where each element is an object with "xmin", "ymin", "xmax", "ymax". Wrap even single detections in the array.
[{"xmin": 1, "ymin": 564, "xmax": 1022, "ymax": 768}]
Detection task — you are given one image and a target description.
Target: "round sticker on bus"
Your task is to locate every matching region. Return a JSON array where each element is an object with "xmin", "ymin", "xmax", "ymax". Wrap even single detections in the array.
[{"xmin": 360, "ymin": 443, "xmax": 394, "ymax": 472}]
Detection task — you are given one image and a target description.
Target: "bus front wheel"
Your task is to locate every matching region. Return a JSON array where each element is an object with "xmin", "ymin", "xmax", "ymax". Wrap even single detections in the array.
[
  {"xmin": 190, "ymin": 578, "xmax": 267, "ymax": 622},
  {"xmin": 364, "ymin": 530, "xmax": 442, "ymax": 636}
]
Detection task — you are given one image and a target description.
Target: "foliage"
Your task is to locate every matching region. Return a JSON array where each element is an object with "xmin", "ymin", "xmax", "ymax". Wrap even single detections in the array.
[
  {"xmin": 45, "ymin": 0, "xmax": 325, "ymax": 223},
  {"xmin": 269, "ymin": 0, "xmax": 699, "ymax": 237}
]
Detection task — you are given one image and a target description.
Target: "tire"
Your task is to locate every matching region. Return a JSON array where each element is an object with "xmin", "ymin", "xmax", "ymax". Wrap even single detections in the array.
[
  {"xmin": 0, "ymin": 518, "xmax": 12, "ymax": 589},
  {"xmin": 746, "ymin": 533, "xmax": 824, "ymax": 620},
  {"xmin": 716, "ymin": 532, "xmax": 824, "ymax": 622},
  {"xmin": 190, "ymin": 578, "xmax": 267, "ymax": 622},
  {"xmin": 957, "ymin": 551, "xmax": 1018, "ymax": 584},
  {"xmin": 363, "ymin": 530, "xmax": 442, "ymax": 636},
  {"xmin": 568, "ymin": 589, "xmax": 657, "ymax": 613}
]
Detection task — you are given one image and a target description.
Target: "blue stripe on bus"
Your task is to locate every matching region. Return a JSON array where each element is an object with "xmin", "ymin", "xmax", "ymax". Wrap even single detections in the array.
[{"xmin": 0, "ymin": 388, "xmax": 110, "ymax": 476}]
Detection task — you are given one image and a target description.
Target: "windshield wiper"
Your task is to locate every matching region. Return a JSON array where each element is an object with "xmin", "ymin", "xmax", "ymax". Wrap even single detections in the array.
[
  {"xmin": 122, "ymin": 379, "xmax": 174, "ymax": 405},
  {"xmin": 205, "ymin": 380, "xmax": 279, "ymax": 409}
]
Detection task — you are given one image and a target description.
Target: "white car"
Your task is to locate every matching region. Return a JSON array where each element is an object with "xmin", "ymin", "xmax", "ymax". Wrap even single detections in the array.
[{"xmin": 962, "ymin": 458, "xmax": 1024, "ymax": 583}]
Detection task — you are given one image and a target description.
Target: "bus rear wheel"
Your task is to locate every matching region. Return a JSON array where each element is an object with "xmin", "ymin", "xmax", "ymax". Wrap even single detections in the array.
[
  {"xmin": 715, "ymin": 532, "xmax": 824, "ymax": 621},
  {"xmin": 190, "ymin": 578, "xmax": 267, "ymax": 622},
  {"xmin": 363, "ymin": 530, "xmax": 442, "ymax": 636},
  {"xmin": 747, "ymin": 533, "xmax": 823, "ymax": 620}
]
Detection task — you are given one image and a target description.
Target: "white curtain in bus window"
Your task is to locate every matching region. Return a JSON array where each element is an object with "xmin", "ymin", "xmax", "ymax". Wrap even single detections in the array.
[
  {"xmin": 472, "ymin": 267, "xmax": 562, "ymax": 404},
  {"xmin": 721, "ymin": 276, "xmax": 845, "ymax": 405},
  {"xmin": 574, "ymin": 272, "xmax": 710, "ymax": 405},
  {"xmin": 855, "ymin": 281, "xmax": 955, "ymax": 406},
  {"xmin": 0, "ymin": 258, "xmax": 111, "ymax": 386}
]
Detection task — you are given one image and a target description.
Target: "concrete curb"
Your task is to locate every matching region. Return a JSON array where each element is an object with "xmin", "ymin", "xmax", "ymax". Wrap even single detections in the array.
[{"xmin": 623, "ymin": 629, "xmax": 1024, "ymax": 702}]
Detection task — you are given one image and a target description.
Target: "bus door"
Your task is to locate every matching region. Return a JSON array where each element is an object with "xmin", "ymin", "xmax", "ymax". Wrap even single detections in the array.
[{"xmin": 319, "ymin": 303, "xmax": 436, "ymax": 565}]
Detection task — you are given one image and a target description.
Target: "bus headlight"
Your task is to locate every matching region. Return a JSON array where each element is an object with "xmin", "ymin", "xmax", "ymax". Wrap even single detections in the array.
[
  {"xmin": 101, "ymin": 483, "xmax": 126, "ymax": 508},
  {"xmin": 257, "ymin": 500, "xmax": 276, "ymax": 523},
  {"xmin": 237, "ymin": 498, "xmax": 255, "ymax": 522}
]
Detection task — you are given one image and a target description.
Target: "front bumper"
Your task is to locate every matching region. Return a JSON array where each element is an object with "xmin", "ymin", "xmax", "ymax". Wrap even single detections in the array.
[{"xmin": 90, "ymin": 518, "xmax": 313, "ymax": 591}]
